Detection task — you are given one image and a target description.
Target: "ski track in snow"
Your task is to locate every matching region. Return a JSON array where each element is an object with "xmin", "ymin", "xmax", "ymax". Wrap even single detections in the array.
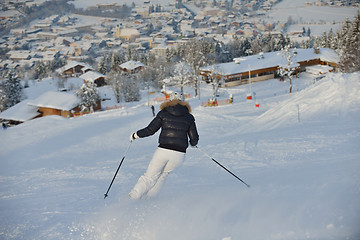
[{"xmin": 1, "ymin": 72, "xmax": 360, "ymax": 240}]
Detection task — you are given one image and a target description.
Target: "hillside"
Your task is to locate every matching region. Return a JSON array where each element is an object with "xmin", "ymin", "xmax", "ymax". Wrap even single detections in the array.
[{"xmin": 0, "ymin": 72, "xmax": 360, "ymax": 240}]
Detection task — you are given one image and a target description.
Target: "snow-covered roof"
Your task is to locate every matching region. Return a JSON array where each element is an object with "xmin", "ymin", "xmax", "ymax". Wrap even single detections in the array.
[
  {"xmin": 28, "ymin": 91, "xmax": 80, "ymax": 111},
  {"xmin": 119, "ymin": 28, "xmax": 140, "ymax": 37},
  {"xmin": 0, "ymin": 100, "xmax": 40, "ymax": 122},
  {"xmin": 56, "ymin": 61, "xmax": 93, "ymax": 74},
  {"xmin": 119, "ymin": 61, "xmax": 145, "ymax": 70},
  {"xmin": 306, "ymin": 64, "xmax": 334, "ymax": 75},
  {"xmin": 79, "ymin": 71, "xmax": 105, "ymax": 82},
  {"xmin": 200, "ymin": 48, "xmax": 339, "ymax": 75}
]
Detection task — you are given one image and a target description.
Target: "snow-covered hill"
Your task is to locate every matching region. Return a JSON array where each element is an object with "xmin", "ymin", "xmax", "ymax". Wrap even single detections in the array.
[{"xmin": 1, "ymin": 72, "xmax": 360, "ymax": 240}]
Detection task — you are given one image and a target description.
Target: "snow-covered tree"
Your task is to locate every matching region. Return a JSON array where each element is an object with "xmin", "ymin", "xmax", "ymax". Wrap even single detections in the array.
[
  {"xmin": 31, "ymin": 61, "xmax": 48, "ymax": 80},
  {"xmin": 109, "ymin": 72, "xmax": 124, "ymax": 103},
  {"xmin": 169, "ymin": 62, "xmax": 193, "ymax": 99},
  {"xmin": 122, "ymin": 74, "xmax": 140, "ymax": 102},
  {"xmin": 0, "ymin": 88, "xmax": 6, "ymax": 112},
  {"xmin": 207, "ymin": 64, "xmax": 225, "ymax": 98},
  {"xmin": 250, "ymin": 35, "xmax": 264, "ymax": 55},
  {"xmin": 278, "ymin": 45, "xmax": 298, "ymax": 93},
  {"xmin": 338, "ymin": 13, "xmax": 360, "ymax": 73},
  {"xmin": 109, "ymin": 71, "xmax": 141, "ymax": 103},
  {"xmin": 76, "ymin": 81, "xmax": 100, "ymax": 112},
  {"xmin": 181, "ymin": 39, "xmax": 211, "ymax": 97},
  {"xmin": 110, "ymin": 52, "xmax": 125, "ymax": 73},
  {"xmin": 0, "ymin": 71, "xmax": 23, "ymax": 111},
  {"xmin": 227, "ymin": 37, "xmax": 251, "ymax": 59},
  {"xmin": 98, "ymin": 57, "xmax": 108, "ymax": 75},
  {"xmin": 320, "ymin": 32, "xmax": 329, "ymax": 48}
]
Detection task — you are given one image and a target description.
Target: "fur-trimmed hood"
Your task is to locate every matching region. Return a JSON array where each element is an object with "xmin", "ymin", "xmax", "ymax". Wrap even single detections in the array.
[{"xmin": 160, "ymin": 99, "xmax": 192, "ymax": 115}]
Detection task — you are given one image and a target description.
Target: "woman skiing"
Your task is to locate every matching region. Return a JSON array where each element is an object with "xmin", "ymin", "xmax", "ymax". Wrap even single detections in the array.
[{"xmin": 129, "ymin": 92, "xmax": 199, "ymax": 199}]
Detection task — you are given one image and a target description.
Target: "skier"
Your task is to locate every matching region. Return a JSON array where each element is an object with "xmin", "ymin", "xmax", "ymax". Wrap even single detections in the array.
[
  {"xmin": 151, "ymin": 105, "xmax": 155, "ymax": 116},
  {"xmin": 129, "ymin": 92, "xmax": 199, "ymax": 199}
]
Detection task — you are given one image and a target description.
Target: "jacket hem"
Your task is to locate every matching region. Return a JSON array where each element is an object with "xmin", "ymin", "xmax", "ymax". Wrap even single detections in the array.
[{"xmin": 158, "ymin": 144, "xmax": 187, "ymax": 153}]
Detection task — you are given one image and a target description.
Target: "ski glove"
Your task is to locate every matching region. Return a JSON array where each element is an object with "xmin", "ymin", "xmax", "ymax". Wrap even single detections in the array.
[{"xmin": 130, "ymin": 132, "xmax": 139, "ymax": 142}]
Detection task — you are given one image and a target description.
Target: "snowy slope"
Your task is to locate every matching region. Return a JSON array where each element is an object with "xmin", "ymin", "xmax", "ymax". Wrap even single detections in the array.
[{"xmin": 1, "ymin": 72, "xmax": 360, "ymax": 240}]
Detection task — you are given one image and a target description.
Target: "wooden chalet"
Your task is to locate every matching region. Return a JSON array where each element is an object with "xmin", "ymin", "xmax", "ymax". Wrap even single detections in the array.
[
  {"xmin": 199, "ymin": 48, "xmax": 339, "ymax": 87},
  {"xmin": 56, "ymin": 61, "xmax": 93, "ymax": 77},
  {"xmin": 79, "ymin": 71, "xmax": 106, "ymax": 87},
  {"xmin": 27, "ymin": 91, "xmax": 101, "ymax": 118},
  {"xmin": 0, "ymin": 100, "xmax": 41, "ymax": 125},
  {"xmin": 119, "ymin": 61, "xmax": 145, "ymax": 74}
]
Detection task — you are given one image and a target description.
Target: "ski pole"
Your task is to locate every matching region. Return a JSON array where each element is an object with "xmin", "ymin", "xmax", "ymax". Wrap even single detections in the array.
[
  {"xmin": 195, "ymin": 146, "xmax": 250, "ymax": 188},
  {"xmin": 104, "ymin": 141, "xmax": 132, "ymax": 199}
]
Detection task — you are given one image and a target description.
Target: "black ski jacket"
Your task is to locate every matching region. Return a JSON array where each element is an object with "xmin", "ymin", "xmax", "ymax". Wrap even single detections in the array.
[{"xmin": 137, "ymin": 100, "xmax": 199, "ymax": 153}]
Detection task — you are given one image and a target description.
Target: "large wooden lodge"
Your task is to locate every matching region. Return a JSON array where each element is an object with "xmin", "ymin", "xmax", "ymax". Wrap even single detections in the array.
[{"xmin": 199, "ymin": 48, "xmax": 339, "ymax": 87}]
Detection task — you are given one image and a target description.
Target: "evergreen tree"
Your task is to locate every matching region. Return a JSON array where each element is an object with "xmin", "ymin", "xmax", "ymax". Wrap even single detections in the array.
[
  {"xmin": 274, "ymin": 34, "xmax": 289, "ymax": 51},
  {"xmin": 307, "ymin": 27, "xmax": 311, "ymax": 37},
  {"xmin": 32, "ymin": 61, "xmax": 48, "ymax": 80},
  {"xmin": 320, "ymin": 32, "xmax": 329, "ymax": 48},
  {"xmin": 262, "ymin": 33, "xmax": 275, "ymax": 52},
  {"xmin": 227, "ymin": 37, "xmax": 252, "ymax": 59},
  {"xmin": 346, "ymin": 12, "xmax": 360, "ymax": 72},
  {"xmin": 0, "ymin": 88, "xmax": 6, "ymax": 112},
  {"xmin": 1, "ymin": 71, "xmax": 23, "ymax": 110},
  {"xmin": 76, "ymin": 81, "xmax": 100, "ymax": 112},
  {"xmin": 98, "ymin": 57, "xmax": 108, "ymax": 75},
  {"xmin": 327, "ymin": 29, "xmax": 335, "ymax": 49},
  {"xmin": 338, "ymin": 13, "xmax": 360, "ymax": 73},
  {"xmin": 111, "ymin": 52, "xmax": 124, "ymax": 73},
  {"xmin": 250, "ymin": 35, "xmax": 264, "ymax": 55}
]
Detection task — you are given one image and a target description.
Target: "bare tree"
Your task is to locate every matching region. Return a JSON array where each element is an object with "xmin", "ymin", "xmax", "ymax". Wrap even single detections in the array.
[
  {"xmin": 170, "ymin": 62, "xmax": 193, "ymax": 100},
  {"xmin": 278, "ymin": 45, "xmax": 298, "ymax": 93},
  {"xmin": 207, "ymin": 64, "xmax": 225, "ymax": 98}
]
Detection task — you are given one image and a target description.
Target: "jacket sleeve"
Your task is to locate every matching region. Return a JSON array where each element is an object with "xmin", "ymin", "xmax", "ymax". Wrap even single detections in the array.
[
  {"xmin": 188, "ymin": 120, "xmax": 199, "ymax": 146},
  {"xmin": 137, "ymin": 113, "xmax": 162, "ymax": 138}
]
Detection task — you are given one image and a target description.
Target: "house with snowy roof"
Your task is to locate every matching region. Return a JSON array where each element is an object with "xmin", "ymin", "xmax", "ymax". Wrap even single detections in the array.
[
  {"xmin": 24, "ymin": 91, "xmax": 101, "ymax": 119},
  {"xmin": 115, "ymin": 27, "xmax": 140, "ymax": 42},
  {"xmin": 119, "ymin": 61, "xmax": 145, "ymax": 74},
  {"xmin": 56, "ymin": 61, "xmax": 93, "ymax": 77},
  {"xmin": 0, "ymin": 100, "xmax": 41, "ymax": 125},
  {"xmin": 79, "ymin": 71, "xmax": 106, "ymax": 87},
  {"xmin": 7, "ymin": 50, "xmax": 31, "ymax": 61},
  {"xmin": 199, "ymin": 48, "xmax": 339, "ymax": 87},
  {"xmin": 27, "ymin": 91, "xmax": 82, "ymax": 118}
]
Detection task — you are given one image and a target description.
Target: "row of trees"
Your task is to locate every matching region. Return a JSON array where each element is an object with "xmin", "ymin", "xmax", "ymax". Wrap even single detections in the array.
[{"xmin": 313, "ymin": 12, "xmax": 360, "ymax": 73}]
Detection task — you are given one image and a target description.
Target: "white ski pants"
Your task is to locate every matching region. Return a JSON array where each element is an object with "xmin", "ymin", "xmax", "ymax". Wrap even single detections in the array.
[{"xmin": 129, "ymin": 147, "xmax": 185, "ymax": 199}]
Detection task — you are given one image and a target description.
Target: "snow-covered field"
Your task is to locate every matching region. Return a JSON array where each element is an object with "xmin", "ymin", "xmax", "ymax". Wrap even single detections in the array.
[
  {"xmin": 1, "ymin": 71, "xmax": 360, "ymax": 240},
  {"xmin": 269, "ymin": 0, "xmax": 358, "ymax": 23}
]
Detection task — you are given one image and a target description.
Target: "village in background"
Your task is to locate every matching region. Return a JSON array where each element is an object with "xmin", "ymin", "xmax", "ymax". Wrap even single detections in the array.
[
  {"xmin": 1, "ymin": 1, "xmax": 360, "ymax": 239},
  {"xmin": 0, "ymin": 0, "xmax": 359, "ymax": 126}
]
